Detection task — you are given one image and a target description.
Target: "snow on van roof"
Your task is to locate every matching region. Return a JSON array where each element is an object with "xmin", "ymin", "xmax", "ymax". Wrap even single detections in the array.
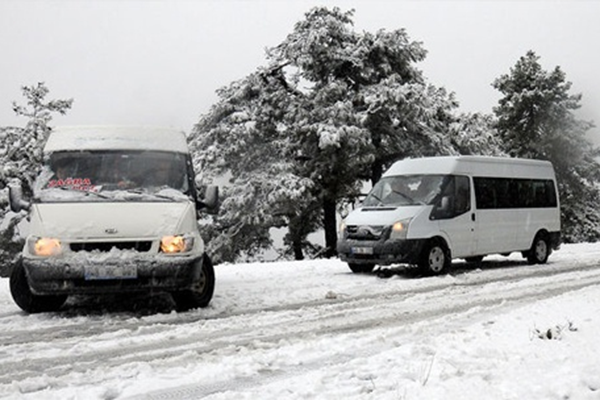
[
  {"xmin": 384, "ymin": 156, "xmax": 555, "ymax": 179},
  {"xmin": 44, "ymin": 126, "xmax": 190, "ymax": 154}
]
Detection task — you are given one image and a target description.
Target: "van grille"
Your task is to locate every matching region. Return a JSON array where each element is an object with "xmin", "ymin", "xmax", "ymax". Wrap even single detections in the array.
[
  {"xmin": 70, "ymin": 241, "xmax": 153, "ymax": 253},
  {"xmin": 346, "ymin": 225, "xmax": 386, "ymax": 240}
]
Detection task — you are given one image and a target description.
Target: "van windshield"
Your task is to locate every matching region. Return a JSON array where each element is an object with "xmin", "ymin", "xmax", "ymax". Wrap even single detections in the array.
[
  {"xmin": 34, "ymin": 150, "xmax": 191, "ymax": 202},
  {"xmin": 363, "ymin": 175, "xmax": 445, "ymax": 207}
]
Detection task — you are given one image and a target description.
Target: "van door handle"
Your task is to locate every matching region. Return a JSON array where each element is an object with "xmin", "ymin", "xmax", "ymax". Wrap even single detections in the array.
[{"xmin": 471, "ymin": 213, "xmax": 476, "ymax": 222}]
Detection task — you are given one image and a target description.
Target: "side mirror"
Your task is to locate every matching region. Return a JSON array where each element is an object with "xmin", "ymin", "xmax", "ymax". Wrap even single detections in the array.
[
  {"xmin": 8, "ymin": 180, "xmax": 30, "ymax": 213},
  {"xmin": 440, "ymin": 196, "xmax": 450, "ymax": 212},
  {"xmin": 202, "ymin": 185, "xmax": 219, "ymax": 210},
  {"xmin": 430, "ymin": 195, "xmax": 451, "ymax": 220}
]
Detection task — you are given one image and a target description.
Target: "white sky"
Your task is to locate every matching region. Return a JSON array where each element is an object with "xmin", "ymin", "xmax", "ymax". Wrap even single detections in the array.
[{"xmin": 1, "ymin": 0, "xmax": 599, "ymax": 140}]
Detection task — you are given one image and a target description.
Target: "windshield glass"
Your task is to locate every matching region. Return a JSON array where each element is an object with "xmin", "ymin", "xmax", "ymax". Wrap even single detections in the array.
[
  {"xmin": 34, "ymin": 150, "xmax": 191, "ymax": 202},
  {"xmin": 363, "ymin": 175, "xmax": 446, "ymax": 207}
]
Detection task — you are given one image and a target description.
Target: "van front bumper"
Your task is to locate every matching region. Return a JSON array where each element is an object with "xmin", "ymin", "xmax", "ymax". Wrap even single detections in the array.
[
  {"xmin": 23, "ymin": 253, "xmax": 204, "ymax": 296},
  {"xmin": 337, "ymin": 238, "xmax": 426, "ymax": 266}
]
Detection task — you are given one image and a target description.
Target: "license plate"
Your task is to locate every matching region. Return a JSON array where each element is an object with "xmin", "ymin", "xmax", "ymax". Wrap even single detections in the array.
[
  {"xmin": 351, "ymin": 246, "xmax": 373, "ymax": 255},
  {"xmin": 84, "ymin": 264, "xmax": 137, "ymax": 280}
]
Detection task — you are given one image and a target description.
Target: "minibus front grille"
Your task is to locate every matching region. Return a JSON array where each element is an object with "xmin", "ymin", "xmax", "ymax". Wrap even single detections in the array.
[
  {"xmin": 70, "ymin": 241, "xmax": 153, "ymax": 253},
  {"xmin": 346, "ymin": 225, "xmax": 386, "ymax": 240}
]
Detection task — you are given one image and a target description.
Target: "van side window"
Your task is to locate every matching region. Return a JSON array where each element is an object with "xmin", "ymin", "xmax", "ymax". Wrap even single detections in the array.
[
  {"xmin": 430, "ymin": 175, "xmax": 470, "ymax": 220},
  {"xmin": 474, "ymin": 177, "xmax": 557, "ymax": 209},
  {"xmin": 455, "ymin": 176, "xmax": 471, "ymax": 215}
]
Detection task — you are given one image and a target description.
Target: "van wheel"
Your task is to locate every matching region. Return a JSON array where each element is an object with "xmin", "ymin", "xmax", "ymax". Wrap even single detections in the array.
[
  {"xmin": 418, "ymin": 240, "xmax": 450, "ymax": 275},
  {"xmin": 172, "ymin": 254, "xmax": 215, "ymax": 312},
  {"xmin": 348, "ymin": 263, "xmax": 375, "ymax": 274},
  {"xmin": 10, "ymin": 260, "xmax": 67, "ymax": 313},
  {"xmin": 527, "ymin": 233, "xmax": 550, "ymax": 264}
]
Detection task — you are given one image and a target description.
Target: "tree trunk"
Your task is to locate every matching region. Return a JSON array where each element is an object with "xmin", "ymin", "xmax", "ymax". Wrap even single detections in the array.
[
  {"xmin": 287, "ymin": 216, "xmax": 305, "ymax": 261},
  {"xmin": 292, "ymin": 237, "xmax": 304, "ymax": 260},
  {"xmin": 322, "ymin": 197, "xmax": 338, "ymax": 258},
  {"xmin": 371, "ymin": 159, "xmax": 384, "ymax": 186}
]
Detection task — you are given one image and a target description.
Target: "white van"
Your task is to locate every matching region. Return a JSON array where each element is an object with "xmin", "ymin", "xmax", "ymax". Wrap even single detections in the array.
[
  {"xmin": 8, "ymin": 126, "xmax": 218, "ymax": 313},
  {"xmin": 337, "ymin": 156, "xmax": 561, "ymax": 274}
]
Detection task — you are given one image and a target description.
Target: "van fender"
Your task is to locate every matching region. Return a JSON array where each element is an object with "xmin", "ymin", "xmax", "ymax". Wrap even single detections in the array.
[
  {"xmin": 418, "ymin": 236, "xmax": 452, "ymax": 275},
  {"xmin": 427, "ymin": 231, "xmax": 453, "ymax": 260}
]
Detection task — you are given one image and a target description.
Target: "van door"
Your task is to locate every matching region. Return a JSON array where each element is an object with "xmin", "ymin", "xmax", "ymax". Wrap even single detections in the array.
[
  {"xmin": 432, "ymin": 175, "xmax": 476, "ymax": 258},
  {"xmin": 472, "ymin": 177, "xmax": 518, "ymax": 255}
]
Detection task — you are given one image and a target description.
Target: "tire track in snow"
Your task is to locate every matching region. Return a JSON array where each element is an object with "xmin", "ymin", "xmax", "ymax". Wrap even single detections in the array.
[
  {"xmin": 1, "ymin": 264, "xmax": 600, "ymax": 390},
  {"xmin": 124, "ymin": 268, "xmax": 600, "ymax": 400},
  {"xmin": 0, "ymin": 258, "xmax": 597, "ymax": 346}
]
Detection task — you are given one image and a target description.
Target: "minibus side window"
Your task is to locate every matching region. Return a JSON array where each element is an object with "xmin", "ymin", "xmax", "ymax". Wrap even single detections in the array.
[
  {"xmin": 455, "ymin": 176, "xmax": 471, "ymax": 215},
  {"xmin": 430, "ymin": 175, "xmax": 470, "ymax": 220},
  {"xmin": 474, "ymin": 177, "xmax": 557, "ymax": 209}
]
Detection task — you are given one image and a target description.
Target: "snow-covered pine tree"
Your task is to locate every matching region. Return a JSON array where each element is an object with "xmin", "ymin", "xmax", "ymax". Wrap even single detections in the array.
[
  {"xmin": 190, "ymin": 6, "xmax": 460, "ymax": 262},
  {"xmin": 190, "ymin": 70, "xmax": 317, "ymax": 262},
  {"xmin": 0, "ymin": 83, "xmax": 73, "ymax": 276},
  {"xmin": 492, "ymin": 51, "xmax": 600, "ymax": 242},
  {"xmin": 448, "ymin": 112, "xmax": 505, "ymax": 156}
]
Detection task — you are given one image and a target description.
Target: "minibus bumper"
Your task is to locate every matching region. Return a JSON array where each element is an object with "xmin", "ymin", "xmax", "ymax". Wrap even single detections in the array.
[
  {"xmin": 337, "ymin": 238, "xmax": 425, "ymax": 266},
  {"xmin": 23, "ymin": 254, "xmax": 203, "ymax": 295}
]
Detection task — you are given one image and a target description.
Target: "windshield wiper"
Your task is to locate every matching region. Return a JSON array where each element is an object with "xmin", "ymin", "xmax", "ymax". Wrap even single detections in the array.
[
  {"xmin": 365, "ymin": 193, "xmax": 384, "ymax": 206},
  {"xmin": 390, "ymin": 189, "xmax": 423, "ymax": 205},
  {"xmin": 54, "ymin": 185, "xmax": 110, "ymax": 199},
  {"xmin": 123, "ymin": 187, "xmax": 185, "ymax": 201},
  {"xmin": 83, "ymin": 189, "xmax": 110, "ymax": 199}
]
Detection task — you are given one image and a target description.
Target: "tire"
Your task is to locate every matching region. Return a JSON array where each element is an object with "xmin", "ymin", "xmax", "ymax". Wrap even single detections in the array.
[
  {"xmin": 172, "ymin": 254, "xmax": 215, "ymax": 312},
  {"xmin": 10, "ymin": 260, "xmax": 67, "ymax": 313},
  {"xmin": 348, "ymin": 263, "xmax": 375, "ymax": 274},
  {"xmin": 527, "ymin": 233, "xmax": 550, "ymax": 264},
  {"xmin": 418, "ymin": 239, "xmax": 451, "ymax": 275}
]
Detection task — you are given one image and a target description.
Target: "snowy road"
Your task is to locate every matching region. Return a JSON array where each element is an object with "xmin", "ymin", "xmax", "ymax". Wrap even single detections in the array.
[{"xmin": 2, "ymin": 243, "xmax": 600, "ymax": 399}]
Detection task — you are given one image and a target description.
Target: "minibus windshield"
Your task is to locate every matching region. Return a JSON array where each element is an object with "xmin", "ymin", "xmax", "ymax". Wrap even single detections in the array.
[
  {"xmin": 34, "ymin": 150, "xmax": 191, "ymax": 202},
  {"xmin": 363, "ymin": 175, "xmax": 445, "ymax": 207}
]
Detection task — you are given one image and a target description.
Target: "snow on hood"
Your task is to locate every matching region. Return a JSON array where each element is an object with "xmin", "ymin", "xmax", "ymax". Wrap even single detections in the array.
[
  {"xmin": 344, "ymin": 205, "xmax": 426, "ymax": 226},
  {"xmin": 30, "ymin": 201, "xmax": 194, "ymax": 239}
]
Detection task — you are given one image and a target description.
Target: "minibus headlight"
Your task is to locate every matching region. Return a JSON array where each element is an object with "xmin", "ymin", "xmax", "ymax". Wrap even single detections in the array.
[
  {"xmin": 160, "ymin": 235, "xmax": 194, "ymax": 254},
  {"xmin": 389, "ymin": 219, "xmax": 411, "ymax": 240},
  {"xmin": 30, "ymin": 237, "xmax": 63, "ymax": 257}
]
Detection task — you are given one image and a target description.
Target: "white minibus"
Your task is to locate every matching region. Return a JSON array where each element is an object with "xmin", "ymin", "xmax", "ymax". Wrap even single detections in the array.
[
  {"xmin": 337, "ymin": 156, "xmax": 561, "ymax": 274},
  {"xmin": 8, "ymin": 126, "xmax": 218, "ymax": 313}
]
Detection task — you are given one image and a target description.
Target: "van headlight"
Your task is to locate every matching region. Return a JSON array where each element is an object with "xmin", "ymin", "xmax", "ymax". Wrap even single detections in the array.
[
  {"xmin": 389, "ymin": 219, "xmax": 411, "ymax": 240},
  {"xmin": 160, "ymin": 234, "xmax": 195, "ymax": 254},
  {"xmin": 29, "ymin": 237, "xmax": 63, "ymax": 257},
  {"xmin": 339, "ymin": 221, "xmax": 347, "ymax": 237}
]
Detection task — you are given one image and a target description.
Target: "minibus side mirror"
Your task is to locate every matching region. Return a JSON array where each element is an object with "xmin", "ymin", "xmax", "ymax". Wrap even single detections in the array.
[
  {"xmin": 196, "ymin": 184, "xmax": 219, "ymax": 215},
  {"xmin": 430, "ymin": 195, "xmax": 452, "ymax": 220},
  {"xmin": 8, "ymin": 180, "xmax": 30, "ymax": 213},
  {"xmin": 440, "ymin": 196, "xmax": 450, "ymax": 212},
  {"xmin": 203, "ymin": 185, "xmax": 219, "ymax": 210}
]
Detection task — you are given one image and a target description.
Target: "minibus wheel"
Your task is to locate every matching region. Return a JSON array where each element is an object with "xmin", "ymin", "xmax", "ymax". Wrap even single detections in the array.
[
  {"xmin": 418, "ymin": 239, "xmax": 450, "ymax": 275},
  {"xmin": 172, "ymin": 254, "xmax": 215, "ymax": 312},
  {"xmin": 527, "ymin": 233, "xmax": 550, "ymax": 264},
  {"xmin": 10, "ymin": 260, "xmax": 67, "ymax": 313},
  {"xmin": 348, "ymin": 263, "xmax": 375, "ymax": 274}
]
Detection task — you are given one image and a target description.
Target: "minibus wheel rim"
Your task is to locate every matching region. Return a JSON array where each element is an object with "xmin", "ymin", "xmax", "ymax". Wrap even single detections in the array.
[
  {"xmin": 534, "ymin": 239, "xmax": 548, "ymax": 262},
  {"xmin": 535, "ymin": 240, "xmax": 548, "ymax": 260},
  {"xmin": 428, "ymin": 246, "xmax": 446, "ymax": 273}
]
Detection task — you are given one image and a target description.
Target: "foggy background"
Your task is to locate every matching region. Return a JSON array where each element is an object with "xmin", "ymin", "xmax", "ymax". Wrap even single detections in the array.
[{"xmin": 1, "ymin": 1, "xmax": 598, "ymax": 140}]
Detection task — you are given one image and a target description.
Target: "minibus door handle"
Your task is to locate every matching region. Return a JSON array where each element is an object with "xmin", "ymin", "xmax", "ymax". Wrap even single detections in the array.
[{"xmin": 471, "ymin": 213, "xmax": 476, "ymax": 222}]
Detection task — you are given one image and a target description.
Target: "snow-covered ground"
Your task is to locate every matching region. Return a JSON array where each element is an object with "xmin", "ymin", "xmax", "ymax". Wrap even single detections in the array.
[{"xmin": 2, "ymin": 242, "xmax": 600, "ymax": 400}]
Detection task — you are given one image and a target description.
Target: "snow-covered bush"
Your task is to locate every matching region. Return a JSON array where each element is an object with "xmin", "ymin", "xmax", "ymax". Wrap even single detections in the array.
[{"xmin": 0, "ymin": 83, "xmax": 72, "ymax": 276}]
